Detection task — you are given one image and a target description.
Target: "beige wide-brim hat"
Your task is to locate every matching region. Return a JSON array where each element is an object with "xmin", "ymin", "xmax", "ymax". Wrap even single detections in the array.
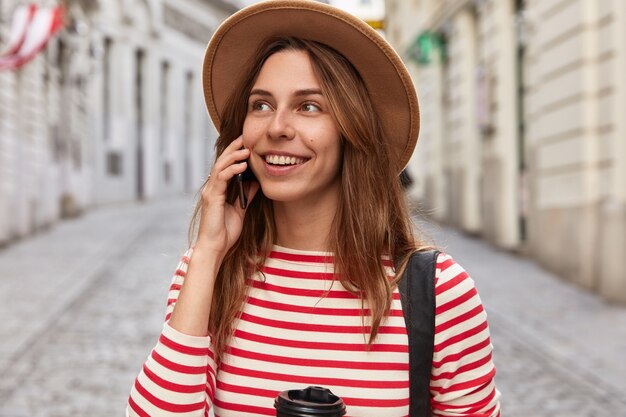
[{"xmin": 202, "ymin": 0, "xmax": 419, "ymax": 174}]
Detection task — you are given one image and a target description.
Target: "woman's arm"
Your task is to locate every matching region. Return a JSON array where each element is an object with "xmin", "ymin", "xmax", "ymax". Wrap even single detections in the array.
[
  {"xmin": 169, "ymin": 136, "xmax": 258, "ymax": 336},
  {"xmin": 127, "ymin": 136, "xmax": 259, "ymax": 416},
  {"xmin": 127, "ymin": 250, "xmax": 217, "ymax": 416},
  {"xmin": 430, "ymin": 253, "xmax": 501, "ymax": 417}
]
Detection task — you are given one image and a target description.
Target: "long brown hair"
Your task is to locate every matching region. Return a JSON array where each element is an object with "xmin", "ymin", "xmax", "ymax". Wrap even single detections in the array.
[{"xmin": 189, "ymin": 37, "xmax": 426, "ymax": 361}]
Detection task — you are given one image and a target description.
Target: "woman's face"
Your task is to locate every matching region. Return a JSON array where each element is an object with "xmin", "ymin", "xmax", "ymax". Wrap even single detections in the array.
[{"xmin": 242, "ymin": 50, "xmax": 342, "ymax": 208}]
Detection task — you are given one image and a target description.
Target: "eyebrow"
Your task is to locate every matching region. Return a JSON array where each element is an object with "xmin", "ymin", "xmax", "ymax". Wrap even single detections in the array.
[{"xmin": 249, "ymin": 88, "xmax": 324, "ymax": 97}]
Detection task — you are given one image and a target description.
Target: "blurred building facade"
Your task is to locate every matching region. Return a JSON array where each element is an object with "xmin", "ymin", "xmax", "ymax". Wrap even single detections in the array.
[
  {"xmin": 387, "ymin": 0, "xmax": 626, "ymax": 302},
  {"xmin": 0, "ymin": 0, "xmax": 236, "ymax": 245}
]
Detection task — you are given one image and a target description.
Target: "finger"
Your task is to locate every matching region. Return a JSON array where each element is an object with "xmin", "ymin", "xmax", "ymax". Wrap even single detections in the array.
[
  {"xmin": 227, "ymin": 135, "xmax": 244, "ymax": 147},
  {"xmin": 216, "ymin": 135, "xmax": 247, "ymax": 153},
  {"xmin": 211, "ymin": 149, "xmax": 249, "ymax": 179},
  {"xmin": 204, "ymin": 160, "xmax": 247, "ymax": 192},
  {"xmin": 213, "ymin": 136, "xmax": 248, "ymax": 168},
  {"xmin": 211, "ymin": 161, "xmax": 249, "ymax": 192},
  {"xmin": 221, "ymin": 135, "xmax": 245, "ymax": 155},
  {"xmin": 212, "ymin": 147, "xmax": 250, "ymax": 174}
]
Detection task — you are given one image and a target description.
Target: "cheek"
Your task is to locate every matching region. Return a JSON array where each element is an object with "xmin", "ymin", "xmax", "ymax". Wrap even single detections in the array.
[
  {"xmin": 242, "ymin": 119, "xmax": 262, "ymax": 146},
  {"xmin": 320, "ymin": 131, "xmax": 342, "ymax": 161},
  {"xmin": 313, "ymin": 136, "xmax": 343, "ymax": 174}
]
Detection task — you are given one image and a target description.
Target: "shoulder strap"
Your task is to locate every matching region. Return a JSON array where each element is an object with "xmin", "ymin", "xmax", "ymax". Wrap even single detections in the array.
[{"xmin": 397, "ymin": 250, "xmax": 439, "ymax": 417}]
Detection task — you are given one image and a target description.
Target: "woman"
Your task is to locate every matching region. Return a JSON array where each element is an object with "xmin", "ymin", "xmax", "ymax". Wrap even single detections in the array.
[{"xmin": 127, "ymin": 2, "xmax": 500, "ymax": 416}]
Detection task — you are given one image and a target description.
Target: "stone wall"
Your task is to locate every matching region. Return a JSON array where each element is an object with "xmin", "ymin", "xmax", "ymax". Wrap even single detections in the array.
[
  {"xmin": 0, "ymin": 0, "xmax": 231, "ymax": 246},
  {"xmin": 386, "ymin": 0, "xmax": 626, "ymax": 301}
]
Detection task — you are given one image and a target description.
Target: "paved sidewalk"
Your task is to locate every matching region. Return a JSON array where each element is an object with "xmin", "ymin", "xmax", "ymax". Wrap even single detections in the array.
[
  {"xmin": 0, "ymin": 198, "xmax": 194, "ymax": 416},
  {"xmin": 416, "ymin": 217, "xmax": 626, "ymax": 416},
  {"xmin": 0, "ymin": 197, "xmax": 624, "ymax": 416},
  {"xmin": 0, "ymin": 199, "xmax": 192, "ymax": 375}
]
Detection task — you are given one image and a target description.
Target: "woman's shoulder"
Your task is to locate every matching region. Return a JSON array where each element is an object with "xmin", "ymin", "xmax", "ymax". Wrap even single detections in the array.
[{"xmin": 434, "ymin": 252, "xmax": 478, "ymax": 296}]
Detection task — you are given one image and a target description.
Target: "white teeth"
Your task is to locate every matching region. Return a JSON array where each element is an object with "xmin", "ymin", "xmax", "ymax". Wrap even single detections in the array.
[{"xmin": 265, "ymin": 155, "xmax": 305, "ymax": 165}]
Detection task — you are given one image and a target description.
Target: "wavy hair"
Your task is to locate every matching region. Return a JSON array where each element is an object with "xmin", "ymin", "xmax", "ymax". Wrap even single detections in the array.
[{"xmin": 189, "ymin": 37, "xmax": 426, "ymax": 362}]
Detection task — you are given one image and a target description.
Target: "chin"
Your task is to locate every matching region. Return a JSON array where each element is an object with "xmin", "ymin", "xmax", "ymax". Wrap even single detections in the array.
[{"xmin": 260, "ymin": 186, "xmax": 303, "ymax": 203}]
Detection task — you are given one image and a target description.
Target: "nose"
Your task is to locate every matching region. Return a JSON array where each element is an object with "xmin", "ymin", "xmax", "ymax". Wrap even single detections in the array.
[{"xmin": 267, "ymin": 109, "xmax": 295, "ymax": 141}]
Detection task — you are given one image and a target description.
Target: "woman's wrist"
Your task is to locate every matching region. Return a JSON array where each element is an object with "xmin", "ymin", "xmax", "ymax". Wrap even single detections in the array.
[
  {"xmin": 168, "ymin": 243, "xmax": 223, "ymax": 336},
  {"xmin": 186, "ymin": 244, "xmax": 224, "ymax": 291},
  {"xmin": 193, "ymin": 237, "xmax": 227, "ymax": 265}
]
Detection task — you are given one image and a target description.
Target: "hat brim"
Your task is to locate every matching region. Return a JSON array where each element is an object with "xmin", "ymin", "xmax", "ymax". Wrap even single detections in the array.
[{"xmin": 202, "ymin": 0, "xmax": 419, "ymax": 173}]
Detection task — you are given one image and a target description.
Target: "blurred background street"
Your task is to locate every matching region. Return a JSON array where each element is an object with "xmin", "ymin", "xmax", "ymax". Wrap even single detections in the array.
[
  {"xmin": 1, "ymin": 197, "xmax": 625, "ymax": 417},
  {"xmin": 1, "ymin": 0, "xmax": 626, "ymax": 416}
]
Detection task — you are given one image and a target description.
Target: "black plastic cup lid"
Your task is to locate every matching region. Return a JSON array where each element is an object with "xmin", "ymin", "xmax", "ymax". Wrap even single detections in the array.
[{"xmin": 274, "ymin": 386, "xmax": 346, "ymax": 416}]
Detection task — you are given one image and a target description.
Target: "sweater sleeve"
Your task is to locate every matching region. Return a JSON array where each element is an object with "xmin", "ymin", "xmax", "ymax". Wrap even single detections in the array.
[
  {"xmin": 430, "ymin": 253, "xmax": 501, "ymax": 417},
  {"xmin": 127, "ymin": 249, "xmax": 218, "ymax": 416}
]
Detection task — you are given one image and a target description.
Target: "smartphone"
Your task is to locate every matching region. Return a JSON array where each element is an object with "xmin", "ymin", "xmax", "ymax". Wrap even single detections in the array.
[{"xmin": 237, "ymin": 163, "xmax": 256, "ymax": 209}]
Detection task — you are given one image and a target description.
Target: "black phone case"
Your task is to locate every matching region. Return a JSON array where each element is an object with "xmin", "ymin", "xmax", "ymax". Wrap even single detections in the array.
[{"xmin": 237, "ymin": 163, "xmax": 256, "ymax": 209}]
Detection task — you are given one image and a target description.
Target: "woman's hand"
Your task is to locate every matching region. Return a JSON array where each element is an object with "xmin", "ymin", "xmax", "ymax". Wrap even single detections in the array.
[{"xmin": 195, "ymin": 136, "xmax": 260, "ymax": 259}]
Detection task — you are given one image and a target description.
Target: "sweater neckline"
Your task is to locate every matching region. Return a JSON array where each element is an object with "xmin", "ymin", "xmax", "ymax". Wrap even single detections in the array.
[{"xmin": 270, "ymin": 244, "xmax": 334, "ymax": 257}]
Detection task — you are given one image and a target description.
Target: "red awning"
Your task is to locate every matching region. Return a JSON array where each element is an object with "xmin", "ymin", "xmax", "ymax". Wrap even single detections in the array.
[{"xmin": 0, "ymin": 4, "xmax": 64, "ymax": 71}]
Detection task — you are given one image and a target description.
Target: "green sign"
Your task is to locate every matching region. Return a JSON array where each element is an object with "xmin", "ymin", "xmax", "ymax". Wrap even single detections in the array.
[{"xmin": 407, "ymin": 31, "xmax": 445, "ymax": 65}]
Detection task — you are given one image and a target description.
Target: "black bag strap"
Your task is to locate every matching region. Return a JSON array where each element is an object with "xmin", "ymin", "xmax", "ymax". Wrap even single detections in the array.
[{"xmin": 397, "ymin": 249, "xmax": 439, "ymax": 417}]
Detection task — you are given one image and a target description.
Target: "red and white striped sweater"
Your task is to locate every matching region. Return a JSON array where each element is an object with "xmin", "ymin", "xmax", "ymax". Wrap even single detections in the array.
[{"xmin": 127, "ymin": 246, "xmax": 500, "ymax": 417}]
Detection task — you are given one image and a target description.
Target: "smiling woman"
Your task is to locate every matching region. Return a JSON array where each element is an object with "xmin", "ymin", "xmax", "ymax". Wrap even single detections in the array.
[{"xmin": 126, "ymin": 2, "xmax": 501, "ymax": 417}]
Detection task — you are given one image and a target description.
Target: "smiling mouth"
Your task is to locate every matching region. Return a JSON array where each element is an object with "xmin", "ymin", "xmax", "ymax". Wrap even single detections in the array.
[{"xmin": 264, "ymin": 155, "xmax": 308, "ymax": 166}]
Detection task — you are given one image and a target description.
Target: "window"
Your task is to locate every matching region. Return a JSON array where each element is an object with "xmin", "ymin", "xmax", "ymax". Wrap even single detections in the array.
[
  {"xmin": 159, "ymin": 61, "xmax": 169, "ymax": 153},
  {"xmin": 183, "ymin": 71, "xmax": 194, "ymax": 191},
  {"xmin": 106, "ymin": 151, "xmax": 123, "ymax": 176},
  {"xmin": 103, "ymin": 37, "xmax": 112, "ymax": 141}
]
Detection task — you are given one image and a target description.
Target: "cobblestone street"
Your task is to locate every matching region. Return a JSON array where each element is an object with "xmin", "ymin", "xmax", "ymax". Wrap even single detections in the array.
[{"xmin": 0, "ymin": 197, "xmax": 625, "ymax": 417}]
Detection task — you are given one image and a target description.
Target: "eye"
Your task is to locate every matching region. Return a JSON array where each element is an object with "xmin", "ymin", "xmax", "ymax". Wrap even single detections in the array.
[
  {"xmin": 250, "ymin": 101, "xmax": 271, "ymax": 112},
  {"xmin": 301, "ymin": 102, "xmax": 321, "ymax": 113}
]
